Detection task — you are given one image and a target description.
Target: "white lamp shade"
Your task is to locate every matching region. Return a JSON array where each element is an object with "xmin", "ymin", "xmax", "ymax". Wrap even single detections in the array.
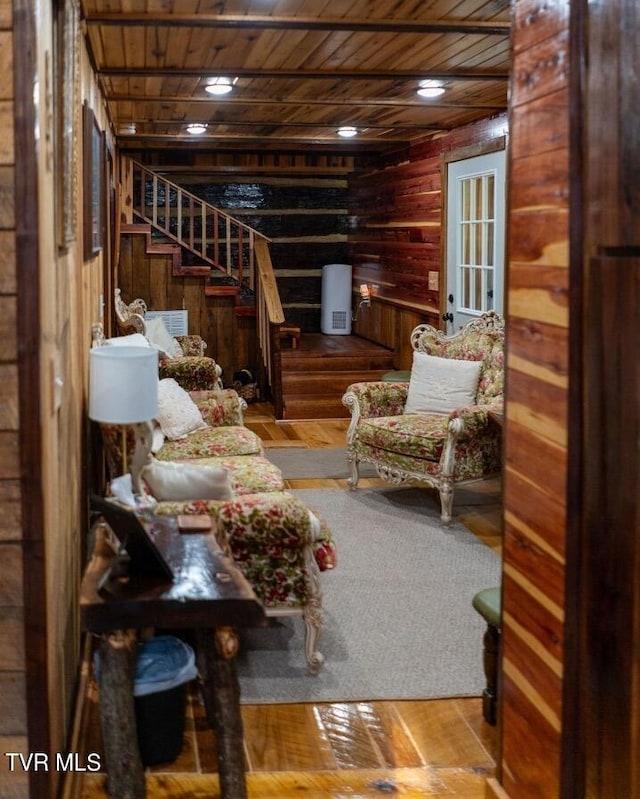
[{"xmin": 89, "ymin": 347, "xmax": 159, "ymax": 424}]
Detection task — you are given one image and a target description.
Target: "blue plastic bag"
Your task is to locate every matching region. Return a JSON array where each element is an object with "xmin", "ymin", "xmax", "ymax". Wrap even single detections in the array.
[{"xmin": 94, "ymin": 635, "xmax": 198, "ymax": 697}]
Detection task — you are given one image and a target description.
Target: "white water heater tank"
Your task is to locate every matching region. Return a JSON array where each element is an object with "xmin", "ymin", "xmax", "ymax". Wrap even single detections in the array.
[{"xmin": 321, "ymin": 263, "xmax": 352, "ymax": 335}]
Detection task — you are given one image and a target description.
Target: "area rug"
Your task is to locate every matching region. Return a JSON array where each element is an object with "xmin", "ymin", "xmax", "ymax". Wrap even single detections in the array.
[
  {"xmin": 236, "ymin": 486, "xmax": 500, "ymax": 704},
  {"xmin": 265, "ymin": 446, "xmax": 377, "ymax": 479}
]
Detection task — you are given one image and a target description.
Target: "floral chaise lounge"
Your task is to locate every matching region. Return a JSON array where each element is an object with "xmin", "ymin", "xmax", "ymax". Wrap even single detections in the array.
[
  {"xmin": 342, "ymin": 311, "xmax": 504, "ymax": 523},
  {"xmin": 99, "ymin": 380, "xmax": 336, "ymax": 672}
]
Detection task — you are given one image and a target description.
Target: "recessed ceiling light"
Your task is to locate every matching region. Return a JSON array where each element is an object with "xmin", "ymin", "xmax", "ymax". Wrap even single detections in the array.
[
  {"xmin": 186, "ymin": 123, "xmax": 208, "ymax": 135},
  {"xmin": 205, "ymin": 76, "xmax": 237, "ymax": 96},
  {"xmin": 337, "ymin": 126, "xmax": 358, "ymax": 138},
  {"xmin": 417, "ymin": 80, "xmax": 445, "ymax": 99}
]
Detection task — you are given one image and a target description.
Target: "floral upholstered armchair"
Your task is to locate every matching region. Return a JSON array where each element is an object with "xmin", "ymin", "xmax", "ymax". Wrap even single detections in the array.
[
  {"xmin": 114, "ymin": 288, "xmax": 223, "ymax": 391},
  {"xmin": 342, "ymin": 312, "xmax": 504, "ymax": 523}
]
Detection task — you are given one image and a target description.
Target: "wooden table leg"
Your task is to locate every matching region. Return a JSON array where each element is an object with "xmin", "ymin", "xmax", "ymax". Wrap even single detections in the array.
[
  {"xmin": 98, "ymin": 630, "xmax": 145, "ymax": 798},
  {"xmin": 195, "ymin": 627, "xmax": 247, "ymax": 799}
]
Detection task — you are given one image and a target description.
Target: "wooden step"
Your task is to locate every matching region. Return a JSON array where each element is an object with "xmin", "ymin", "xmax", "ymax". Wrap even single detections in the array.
[
  {"xmin": 282, "ymin": 395, "xmax": 351, "ymax": 420},
  {"xmin": 278, "ymin": 333, "xmax": 396, "ymax": 420},
  {"xmin": 282, "ymin": 370, "xmax": 389, "ymax": 396}
]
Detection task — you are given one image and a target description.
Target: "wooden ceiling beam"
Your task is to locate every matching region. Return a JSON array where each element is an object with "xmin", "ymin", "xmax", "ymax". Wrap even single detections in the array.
[
  {"xmin": 99, "ymin": 67, "xmax": 509, "ymax": 82},
  {"xmin": 125, "ymin": 119, "xmax": 446, "ymax": 132},
  {"xmin": 106, "ymin": 93, "xmax": 505, "ymax": 111},
  {"xmin": 85, "ymin": 13, "xmax": 510, "ymax": 36}
]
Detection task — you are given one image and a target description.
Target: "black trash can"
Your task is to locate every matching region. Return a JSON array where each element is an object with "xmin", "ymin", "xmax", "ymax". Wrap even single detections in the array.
[{"xmin": 95, "ymin": 635, "xmax": 198, "ymax": 767}]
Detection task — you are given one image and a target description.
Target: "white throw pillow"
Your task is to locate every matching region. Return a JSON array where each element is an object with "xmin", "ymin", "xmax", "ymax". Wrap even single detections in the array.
[
  {"xmin": 404, "ymin": 351, "xmax": 482, "ymax": 415},
  {"xmin": 105, "ymin": 333, "xmax": 150, "ymax": 348},
  {"xmin": 142, "ymin": 459, "xmax": 234, "ymax": 501},
  {"xmin": 144, "ymin": 316, "xmax": 183, "ymax": 359},
  {"xmin": 156, "ymin": 378, "xmax": 209, "ymax": 439}
]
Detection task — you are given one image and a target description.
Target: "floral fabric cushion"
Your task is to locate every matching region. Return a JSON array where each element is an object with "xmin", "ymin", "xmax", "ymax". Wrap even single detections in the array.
[
  {"xmin": 175, "ymin": 335, "xmax": 206, "ymax": 357},
  {"xmin": 156, "ymin": 378, "xmax": 208, "ymax": 439},
  {"xmin": 162, "ymin": 454, "xmax": 284, "ymax": 495},
  {"xmin": 192, "ymin": 390, "xmax": 245, "ymax": 427},
  {"xmin": 156, "ymin": 425, "xmax": 262, "ymax": 460},
  {"xmin": 404, "ymin": 352, "xmax": 482, "ymax": 415},
  {"xmin": 159, "ymin": 357, "xmax": 223, "ymax": 392},
  {"xmin": 357, "ymin": 414, "xmax": 450, "ymax": 461},
  {"xmin": 353, "ymin": 426, "xmax": 501, "ymax": 483}
]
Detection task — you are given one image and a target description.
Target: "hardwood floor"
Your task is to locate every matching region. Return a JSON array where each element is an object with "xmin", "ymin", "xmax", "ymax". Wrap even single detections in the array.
[{"xmin": 77, "ymin": 403, "xmax": 502, "ymax": 798}]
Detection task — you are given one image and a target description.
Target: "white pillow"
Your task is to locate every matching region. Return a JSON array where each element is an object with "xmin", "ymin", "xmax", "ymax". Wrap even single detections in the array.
[
  {"xmin": 144, "ymin": 316, "xmax": 183, "ymax": 359},
  {"xmin": 156, "ymin": 378, "xmax": 209, "ymax": 439},
  {"xmin": 142, "ymin": 459, "xmax": 233, "ymax": 501},
  {"xmin": 105, "ymin": 333, "xmax": 150, "ymax": 348},
  {"xmin": 404, "ymin": 351, "xmax": 482, "ymax": 415}
]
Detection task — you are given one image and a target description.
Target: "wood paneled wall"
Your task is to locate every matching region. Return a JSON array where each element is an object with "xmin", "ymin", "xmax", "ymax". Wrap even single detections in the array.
[
  {"xmin": 1, "ymin": 3, "xmax": 109, "ymax": 796},
  {"xmin": 348, "ymin": 115, "xmax": 507, "ymax": 311},
  {"xmin": 499, "ymin": 0, "xmax": 571, "ymax": 796},
  {"xmin": 349, "ymin": 114, "xmax": 508, "ymax": 368},
  {"xmin": 117, "ymin": 226, "xmax": 259, "ymax": 384},
  {"xmin": 0, "ymin": 3, "xmax": 28, "ymax": 797}
]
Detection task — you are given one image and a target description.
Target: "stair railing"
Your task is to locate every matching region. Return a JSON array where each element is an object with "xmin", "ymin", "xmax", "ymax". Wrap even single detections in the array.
[
  {"xmin": 127, "ymin": 158, "xmax": 270, "ymax": 290},
  {"xmin": 121, "ymin": 157, "xmax": 290, "ymax": 411},
  {"xmin": 254, "ymin": 239, "xmax": 286, "ymax": 419}
]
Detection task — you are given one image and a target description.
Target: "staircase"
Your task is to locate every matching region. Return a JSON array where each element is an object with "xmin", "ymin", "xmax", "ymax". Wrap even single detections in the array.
[
  {"xmin": 279, "ymin": 334, "xmax": 396, "ymax": 419},
  {"xmin": 121, "ymin": 159, "xmax": 395, "ymax": 421}
]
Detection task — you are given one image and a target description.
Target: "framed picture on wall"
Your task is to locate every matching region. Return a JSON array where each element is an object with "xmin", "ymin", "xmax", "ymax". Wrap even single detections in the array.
[
  {"xmin": 83, "ymin": 102, "xmax": 104, "ymax": 260},
  {"xmin": 56, "ymin": 0, "xmax": 79, "ymax": 250}
]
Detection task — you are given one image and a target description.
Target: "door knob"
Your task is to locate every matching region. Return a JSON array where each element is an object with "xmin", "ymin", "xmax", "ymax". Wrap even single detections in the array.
[{"xmin": 442, "ymin": 312, "xmax": 453, "ymax": 322}]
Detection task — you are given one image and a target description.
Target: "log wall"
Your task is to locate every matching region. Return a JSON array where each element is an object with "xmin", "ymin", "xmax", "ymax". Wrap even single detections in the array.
[{"xmin": 123, "ymin": 149, "xmax": 365, "ymax": 335}]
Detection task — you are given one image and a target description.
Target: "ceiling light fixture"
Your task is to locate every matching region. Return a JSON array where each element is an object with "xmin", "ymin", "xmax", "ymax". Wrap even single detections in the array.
[
  {"xmin": 205, "ymin": 76, "xmax": 237, "ymax": 96},
  {"xmin": 118, "ymin": 123, "xmax": 137, "ymax": 135},
  {"xmin": 417, "ymin": 79, "xmax": 445, "ymax": 99},
  {"xmin": 337, "ymin": 126, "xmax": 358, "ymax": 138},
  {"xmin": 186, "ymin": 123, "xmax": 208, "ymax": 135}
]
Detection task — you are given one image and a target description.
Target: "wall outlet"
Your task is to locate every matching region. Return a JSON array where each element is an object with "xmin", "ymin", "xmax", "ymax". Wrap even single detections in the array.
[{"xmin": 428, "ymin": 272, "xmax": 439, "ymax": 291}]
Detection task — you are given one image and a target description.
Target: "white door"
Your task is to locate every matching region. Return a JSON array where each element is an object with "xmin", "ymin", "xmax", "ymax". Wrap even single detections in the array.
[{"xmin": 445, "ymin": 150, "xmax": 506, "ymax": 332}]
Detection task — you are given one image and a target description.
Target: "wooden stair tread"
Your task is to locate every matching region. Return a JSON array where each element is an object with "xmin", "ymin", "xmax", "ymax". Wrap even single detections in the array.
[{"xmin": 279, "ymin": 334, "xmax": 395, "ymax": 419}]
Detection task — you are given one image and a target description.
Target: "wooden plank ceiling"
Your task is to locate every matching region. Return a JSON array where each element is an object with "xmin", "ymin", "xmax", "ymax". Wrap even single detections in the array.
[{"xmin": 80, "ymin": 0, "xmax": 511, "ymax": 155}]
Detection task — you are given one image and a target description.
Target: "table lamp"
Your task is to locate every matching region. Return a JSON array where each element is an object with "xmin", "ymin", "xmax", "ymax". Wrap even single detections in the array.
[{"xmin": 89, "ymin": 346, "xmax": 158, "ymax": 502}]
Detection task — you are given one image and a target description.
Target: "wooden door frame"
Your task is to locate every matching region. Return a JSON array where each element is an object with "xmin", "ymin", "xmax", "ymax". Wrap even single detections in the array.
[
  {"xmin": 563, "ymin": 0, "xmax": 640, "ymax": 796},
  {"xmin": 441, "ymin": 136, "xmax": 507, "ymax": 327}
]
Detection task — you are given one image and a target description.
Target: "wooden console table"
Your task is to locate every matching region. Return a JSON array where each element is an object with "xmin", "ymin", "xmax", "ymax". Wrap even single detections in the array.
[{"xmin": 81, "ymin": 515, "xmax": 266, "ymax": 799}]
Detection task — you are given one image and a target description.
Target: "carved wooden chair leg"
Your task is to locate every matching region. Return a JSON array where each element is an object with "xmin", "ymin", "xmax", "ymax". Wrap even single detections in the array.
[
  {"xmin": 302, "ymin": 604, "xmax": 324, "ymax": 674},
  {"xmin": 346, "ymin": 451, "xmax": 360, "ymax": 488},
  {"xmin": 438, "ymin": 476, "xmax": 454, "ymax": 524}
]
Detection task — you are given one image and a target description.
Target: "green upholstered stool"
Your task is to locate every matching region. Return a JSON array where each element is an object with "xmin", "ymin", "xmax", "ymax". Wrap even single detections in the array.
[
  {"xmin": 472, "ymin": 587, "xmax": 501, "ymax": 726},
  {"xmin": 381, "ymin": 370, "xmax": 411, "ymax": 382}
]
